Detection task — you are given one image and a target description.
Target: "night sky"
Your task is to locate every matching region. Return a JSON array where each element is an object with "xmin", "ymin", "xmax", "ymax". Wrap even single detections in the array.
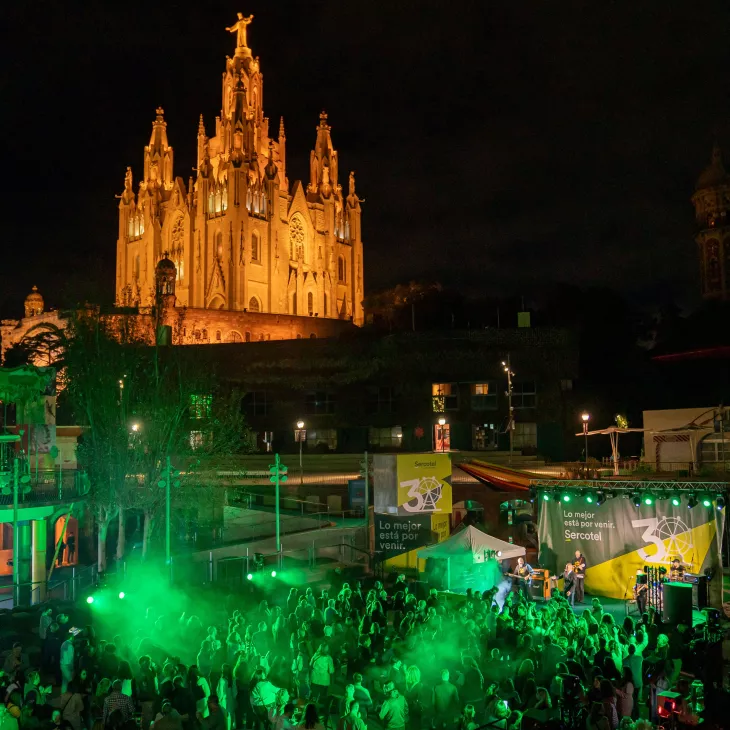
[{"xmin": 3, "ymin": 1, "xmax": 730, "ymax": 319}]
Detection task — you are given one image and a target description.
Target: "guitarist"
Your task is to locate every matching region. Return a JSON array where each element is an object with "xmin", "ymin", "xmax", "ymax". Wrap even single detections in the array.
[
  {"xmin": 509, "ymin": 556, "xmax": 534, "ymax": 602},
  {"xmin": 572, "ymin": 550, "xmax": 587, "ymax": 604}
]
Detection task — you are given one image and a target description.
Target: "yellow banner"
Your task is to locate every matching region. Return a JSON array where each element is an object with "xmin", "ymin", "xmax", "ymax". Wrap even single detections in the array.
[{"xmin": 396, "ymin": 453, "xmax": 452, "ymax": 515}]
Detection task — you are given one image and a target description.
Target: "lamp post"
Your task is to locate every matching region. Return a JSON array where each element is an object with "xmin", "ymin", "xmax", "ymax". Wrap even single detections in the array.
[
  {"xmin": 502, "ymin": 356, "xmax": 515, "ymax": 464},
  {"xmin": 437, "ymin": 417, "xmax": 446, "ymax": 452},
  {"xmin": 296, "ymin": 420, "xmax": 305, "ymax": 486},
  {"xmin": 581, "ymin": 412, "xmax": 590, "ymax": 464}
]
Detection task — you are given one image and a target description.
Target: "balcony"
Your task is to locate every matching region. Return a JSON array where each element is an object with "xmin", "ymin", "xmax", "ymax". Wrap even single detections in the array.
[{"xmin": 0, "ymin": 469, "xmax": 88, "ymax": 507}]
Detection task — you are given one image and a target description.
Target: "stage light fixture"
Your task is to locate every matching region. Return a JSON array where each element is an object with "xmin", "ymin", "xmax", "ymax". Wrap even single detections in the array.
[
  {"xmin": 671, "ymin": 495, "xmax": 681, "ymax": 507},
  {"xmin": 702, "ymin": 496, "xmax": 712, "ymax": 508},
  {"xmin": 528, "ymin": 487, "xmax": 536, "ymax": 503},
  {"xmin": 542, "ymin": 493, "xmax": 550, "ymax": 502},
  {"xmin": 552, "ymin": 493, "xmax": 561, "ymax": 503},
  {"xmin": 687, "ymin": 494, "xmax": 698, "ymax": 509},
  {"xmin": 562, "ymin": 493, "xmax": 571, "ymax": 503},
  {"xmin": 595, "ymin": 490, "xmax": 605, "ymax": 506},
  {"xmin": 118, "ymin": 592, "xmax": 125, "ymax": 599},
  {"xmin": 246, "ymin": 573, "xmax": 253, "ymax": 581},
  {"xmin": 631, "ymin": 492, "xmax": 641, "ymax": 507},
  {"xmin": 716, "ymin": 495, "xmax": 725, "ymax": 510},
  {"xmin": 271, "ymin": 570, "xmax": 277, "ymax": 578},
  {"xmin": 584, "ymin": 493, "xmax": 594, "ymax": 504},
  {"xmin": 497, "ymin": 550, "xmax": 502, "ymax": 557},
  {"xmin": 643, "ymin": 495, "xmax": 653, "ymax": 506},
  {"xmin": 86, "ymin": 596, "xmax": 94, "ymax": 604}
]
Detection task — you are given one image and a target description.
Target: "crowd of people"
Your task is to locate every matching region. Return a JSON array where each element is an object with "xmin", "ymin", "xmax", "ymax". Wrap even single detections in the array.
[{"xmin": 0, "ymin": 571, "xmax": 724, "ymax": 730}]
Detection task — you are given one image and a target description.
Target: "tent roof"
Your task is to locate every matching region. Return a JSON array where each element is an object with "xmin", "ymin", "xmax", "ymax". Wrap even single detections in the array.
[{"xmin": 417, "ymin": 525, "xmax": 525, "ymax": 560}]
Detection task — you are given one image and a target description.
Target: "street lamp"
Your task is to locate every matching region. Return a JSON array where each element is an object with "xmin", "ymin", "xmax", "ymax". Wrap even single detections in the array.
[
  {"xmin": 296, "ymin": 420, "xmax": 305, "ymax": 485},
  {"xmin": 581, "ymin": 412, "xmax": 590, "ymax": 464},
  {"xmin": 438, "ymin": 417, "xmax": 447, "ymax": 452},
  {"xmin": 502, "ymin": 356, "xmax": 515, "ymax": 464}
]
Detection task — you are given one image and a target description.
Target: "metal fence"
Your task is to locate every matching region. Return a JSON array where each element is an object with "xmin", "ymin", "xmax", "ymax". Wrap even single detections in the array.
[{"xmin": 0, "ymin": 563, "xmax": 99, "ymax": 608}]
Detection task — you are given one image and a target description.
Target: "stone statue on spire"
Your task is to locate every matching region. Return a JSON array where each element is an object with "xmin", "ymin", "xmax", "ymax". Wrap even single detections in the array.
[{"xmin": 226, "ymin": 13, "xmax": 254, "ymax": 51}]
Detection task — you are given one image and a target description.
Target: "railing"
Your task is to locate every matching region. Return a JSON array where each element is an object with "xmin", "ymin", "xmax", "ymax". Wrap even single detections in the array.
[
  {"xmin": 194, "ymin": 531, "xmax": 370, "ymax": 586},
  {"xmin": 0, "ymin": 469, "xmax": 88, "ymax": 506},
  {"xmin": 0, "ymin": 563, "xmax": 98, "ymax": 608}
]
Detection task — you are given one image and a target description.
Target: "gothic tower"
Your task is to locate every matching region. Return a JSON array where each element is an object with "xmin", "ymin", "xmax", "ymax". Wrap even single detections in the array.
[
  {"xmin": 115, "ymin": 13, "xmax": 365, "ymax": 326},
  {"xmin": 692, "ymin": 143, "xmax": 730, "ymax": 300}
]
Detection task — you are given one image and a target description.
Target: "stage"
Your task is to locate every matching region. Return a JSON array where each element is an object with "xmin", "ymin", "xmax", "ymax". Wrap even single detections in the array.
[{"xmin": 565, "ymin": 595, "xmax": 708, "ymax": 628}]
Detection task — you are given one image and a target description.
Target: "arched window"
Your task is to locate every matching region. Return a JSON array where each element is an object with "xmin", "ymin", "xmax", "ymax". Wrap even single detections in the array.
[
  {"xmin": 225, "ymin": 331, "xmax": 242, "ymax": 343},
  {"xmin": 289, "ymin": 214, "xmax": 305, "ymax": 260},
  {"xmin": 215, "ymin": 330, "xmax": 221, "ymax": 342},
  {"xmin": 134, "ymin": 255, "xmax": 140, "ymax": 280},
  {"xmin": 310, "ymin": 333, "xmax": 317, "ymax": 339},
  {"xmin": 251, "ymin": 231, "xmax": 260, "ymax": 262},
  {"xmin": 323, "ymin": 292, "xmax": 328, "ymax": 317},
  {"xmin": 307, "ymin": 292, "xmax": 314, "ymax": 315},
  {"xmin": 245, "ymin": 331, "xmax": 252, "ymax": 343},
  {"xmin": 338, "ymin": 256, "xmax": 346, "ymax": 283},
  {"xmin": 216, "ymin": 232, "xmax": 223, "ymax": 259},
  {"xmin": 249, "ymin": 296, "xmax": 261, "ymax": 313}
]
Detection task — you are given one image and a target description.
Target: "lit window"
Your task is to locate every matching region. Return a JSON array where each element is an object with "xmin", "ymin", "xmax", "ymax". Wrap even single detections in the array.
[
  {"xmin": 251, "ymin": 231, "xmax": 260, "ymax": 262},
  {"xmin": 470, "ymin": 382, "xmax": 497, "ymax": 411},
  {"xmin": 368, "ymin": 426, "xmax": 403, "ymax": 449},
  {"xmin": 307, "ymin": 292, "xmax": 314, "ymax": 315},
  {"xmin": 215, "ymin": 331, "xmax": 221, "ymax": 342},
  {"xmin": 249, "ymin": 297, "xmax": 260, "ymax": 313},
  {"xmin": 432, "ymin": 383, "xmax": 458, "ymax": 412},
  {"xmin": 190, "ymin": 394, "xmax": 212, "ymax": 419},
  {"xmin": 513, "ymin": 381, "xmax": 536, "ymax": 409},
  {"xmin": 305, "ymin": 391, "xmax": 336, "ymax": 415},
  {"xmin": 189, "ymin": 431, "xmax": 204, "ymax": 450}
]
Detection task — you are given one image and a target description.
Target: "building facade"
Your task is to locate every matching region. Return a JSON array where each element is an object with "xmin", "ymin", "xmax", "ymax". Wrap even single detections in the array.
[
  {"xmin": 692, "ymin": 143, "xmax": 730, "ymax": 300},
  {"xmin": 115, "ymin": 14, "xmax": 365, "ymax": 328},
  {"xmin": 193, "ymin": 328, "xmax": 580, "ymax": 460}
]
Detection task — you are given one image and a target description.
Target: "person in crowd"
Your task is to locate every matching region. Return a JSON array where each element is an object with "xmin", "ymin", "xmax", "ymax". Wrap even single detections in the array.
[
  {"xmin": 379, "ymin": 682, "xmax": 408, "ymax": 730},
  {"xmin": 432, "ymin": 670, "xmax": 459, "ymax": 730},
  {"xmin": 103, "ymin": 680, "xmax": 136, "ymax": 726},
  {"xmin": 308, "ymin": 644, "xmax": 333, "ymax": 705}
]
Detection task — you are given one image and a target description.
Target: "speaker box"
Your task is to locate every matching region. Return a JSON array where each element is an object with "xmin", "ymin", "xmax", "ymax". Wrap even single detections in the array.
[
  {"xmin": 691, "ymin": 576, "xmax": 709, "ymax": 609},
  {"xmin": 663, "ymin": 581, "xmax": 693, "ymax": 625}
]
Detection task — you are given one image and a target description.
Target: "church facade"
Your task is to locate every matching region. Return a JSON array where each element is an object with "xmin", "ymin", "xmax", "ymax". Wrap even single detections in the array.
[{"xmin": 115, "ymin": 14, "xmax": 365, "ymax": 337}]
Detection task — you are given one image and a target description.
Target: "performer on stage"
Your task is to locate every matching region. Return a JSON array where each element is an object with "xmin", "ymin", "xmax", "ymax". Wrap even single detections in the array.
[
  {"xmin": 572, "ymin": 550, "xmax": 587, "ymax": 603},
  {"xmin": 510, "ymin": 556, "xmax": 534, "ymax": 602},
  {"xmin": 634, "ymin": 572, "xmax": 648, "ymax": 614},
  {"xmin": 669, "ymin": 557, "xmax": 685, "ymax": 581},
  {"xmin": 563, "ymin": 562, "xmax": 576, "ymax": 606}
]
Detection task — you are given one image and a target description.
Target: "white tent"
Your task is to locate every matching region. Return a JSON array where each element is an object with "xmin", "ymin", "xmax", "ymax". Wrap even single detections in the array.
[
  {"xmin": 418, "ymin": 525, "xmax": 525, "ymax": 561},
  {"xmin": 417, "ymin": 525, "xmax": 525, "ymax": 592}
]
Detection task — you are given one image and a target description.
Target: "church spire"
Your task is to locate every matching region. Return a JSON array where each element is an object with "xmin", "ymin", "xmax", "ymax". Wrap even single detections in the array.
[{"xmin": 144, "ymin": 107, "xmax": 174, "ymax": 189}]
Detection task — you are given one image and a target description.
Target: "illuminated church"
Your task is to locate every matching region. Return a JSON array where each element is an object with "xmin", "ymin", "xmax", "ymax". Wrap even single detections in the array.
[{"xmin": 115, "ymin": 13, "xmax": 364, "ymax": 341}]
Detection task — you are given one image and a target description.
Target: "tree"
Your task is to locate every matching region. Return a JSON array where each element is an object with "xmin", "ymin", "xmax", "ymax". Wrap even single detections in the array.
[{"xmin": 47, "ymin": 308, "xmax": 254, "ymax": 570}]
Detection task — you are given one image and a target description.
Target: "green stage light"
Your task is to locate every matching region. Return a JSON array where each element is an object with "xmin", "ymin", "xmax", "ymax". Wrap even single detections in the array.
[
  {"xmin": 585, "ymin": 494, "xmax": 594, "ymax": 504},
  {"xmin": 542, "ymin": 493, "xmax": 550, "ymax": 501},
  {"xmin": 118, "ymin": 592, "xmax": 125, "ymax": 599},
  {"xmin": 644, "ymin": 496, "xmax": 653, "ymax": 506},
  {"xmin": 671, "ymin": 496, "xmax": 681, "ymax": 507},
  {"xmin": 271, "ymin": 570, "xmax": 277, "ymax": 578},
  {"xmin": 86, "ymin": 596, "xmax": 94, "ymax": 604},
  {"xmin": 562, "ymin": 494, "xmax": 571, "ymax": 503},
  {"xmin": 247, "ymin": 573, "xmax": 253, "ymax": 581},
  {"xmin": 702, "ymin": 497, "xmax": 712, "ymax": 508}
]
